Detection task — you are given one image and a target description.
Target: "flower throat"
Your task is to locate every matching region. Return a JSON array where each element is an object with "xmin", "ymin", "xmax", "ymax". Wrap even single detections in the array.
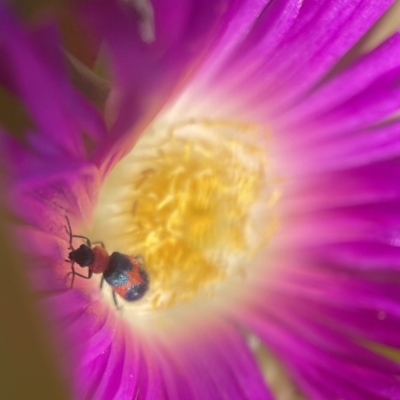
[{"xmin": 92, "ymin": 119, "xmax": 279, "ymax": 310}]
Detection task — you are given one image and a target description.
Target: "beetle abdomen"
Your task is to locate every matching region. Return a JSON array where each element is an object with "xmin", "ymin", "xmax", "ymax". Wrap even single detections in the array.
[{"xmin": 104, "ymin": 252, "xmax": 149, "ymax": 301}]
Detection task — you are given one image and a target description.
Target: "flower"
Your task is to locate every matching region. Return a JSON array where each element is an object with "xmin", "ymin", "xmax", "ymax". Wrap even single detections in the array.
[{"xmin": 2, "ymin": 0, "xmax": 400, "ymax": 399}]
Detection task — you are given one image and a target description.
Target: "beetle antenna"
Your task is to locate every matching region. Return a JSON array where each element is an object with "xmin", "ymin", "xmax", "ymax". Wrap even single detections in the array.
[
  {"xmin": 64, "ymin": 215, "xmax": 74, "ymax": 250},
  {"xmin": 66, "ymin": 262, "xmax": 76, "ymax": 288}
]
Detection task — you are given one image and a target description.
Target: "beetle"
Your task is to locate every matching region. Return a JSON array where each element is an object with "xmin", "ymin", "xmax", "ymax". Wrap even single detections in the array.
[{"xmin": 64, "ymin": 215, "xmax": 148, "ymax": 307}]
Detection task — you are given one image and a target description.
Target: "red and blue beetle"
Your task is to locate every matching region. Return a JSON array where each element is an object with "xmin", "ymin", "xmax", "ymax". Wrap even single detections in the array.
[{"xmin": 65, "ymin": 216, "xmax": 148, "ymax": 306}]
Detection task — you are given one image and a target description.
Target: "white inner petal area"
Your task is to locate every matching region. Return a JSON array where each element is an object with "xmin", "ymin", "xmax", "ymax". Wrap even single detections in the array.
[{"xmin": 90, "ymin": 118, "xmax": 280, "ymax": 318}]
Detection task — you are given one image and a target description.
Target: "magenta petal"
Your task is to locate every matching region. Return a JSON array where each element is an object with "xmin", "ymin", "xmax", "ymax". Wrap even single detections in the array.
[
  {"xmin": 283, "ymin": 122, "xmax": 400, "ymax": 174},
  {"xmin": 282, "ymin": 77, "xmax": 400, "ymax": 151},
  {"xmin": 283, "ymin": 33, "xmax": 400, "ymax": 125},
  {"xmin": 317, "ymin": 240, "xmax": 400, "ymax": 271},
  {"xmin": 271, "ymin": 254, "xmax": 400, "ymax": 345},
  {"xmin": 265, "ymin": 0, "xmax": 394, "ymax": 99},
  {"xmin": 82, "ymin": 328, "xmax": 145, "ymax": 400},
  {"xmin": 75, "ymin": 320, "xmax": 273, "ymax": 400},
  {"xmin": 198, "ymin": 0, "xmax": 394, "ymax": 123},
  {"xmin": 157, "ymin": 322, "xmax": 273, "ymax": 400},
  {"xmin": 236, "ymin": 285, "xmax": 400, "ymax": 400}
]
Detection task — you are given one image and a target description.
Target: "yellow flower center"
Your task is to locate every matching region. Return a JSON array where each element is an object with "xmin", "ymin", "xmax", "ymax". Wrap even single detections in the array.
[{"xmin": 92, "ymin": 119, "xmax": 280, "ymax": 311}]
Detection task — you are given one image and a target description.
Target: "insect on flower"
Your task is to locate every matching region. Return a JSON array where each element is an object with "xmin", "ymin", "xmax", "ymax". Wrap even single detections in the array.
[{"xmin": 64, "ymin": 216, "xmax": 149, "ymax": 306}]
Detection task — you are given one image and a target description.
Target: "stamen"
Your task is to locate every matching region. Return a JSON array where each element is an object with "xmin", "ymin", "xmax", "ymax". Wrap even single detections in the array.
[{"xmin": 92, "ymin": 119, "xmax": 280, "ymax": 310}]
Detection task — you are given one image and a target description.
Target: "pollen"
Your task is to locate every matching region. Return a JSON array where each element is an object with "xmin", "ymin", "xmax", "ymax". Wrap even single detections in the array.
[{"xmin": 93, "ymin": 119, "xmax": 280, "ymax": 310}]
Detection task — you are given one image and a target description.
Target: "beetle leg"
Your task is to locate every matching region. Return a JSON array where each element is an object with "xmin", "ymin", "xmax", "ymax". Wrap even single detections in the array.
[
  {"xmin": 67, "ymin": 262, "xmax": 76, "ymax": 288},
  {"xmin": 112, "ymin": 291, "xmax": 120, "ymax": 309},
  {"xmin": 67, "ymin": 265, "xmax": 93, "ymax": 288},
  {"xmin": 72, "ymin": 234, "xmax": 92, "ymax": 248},
  {"xmin": 64, "ymin": 215, "xmax": 75, "ymax": 250},
  {"xmin": 65, "ymin": 216, "xmax": 92, "ymax": 248},
  {"xmin": 73, "ymin": 269, "xmax": 93, "ymax": 279}
]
